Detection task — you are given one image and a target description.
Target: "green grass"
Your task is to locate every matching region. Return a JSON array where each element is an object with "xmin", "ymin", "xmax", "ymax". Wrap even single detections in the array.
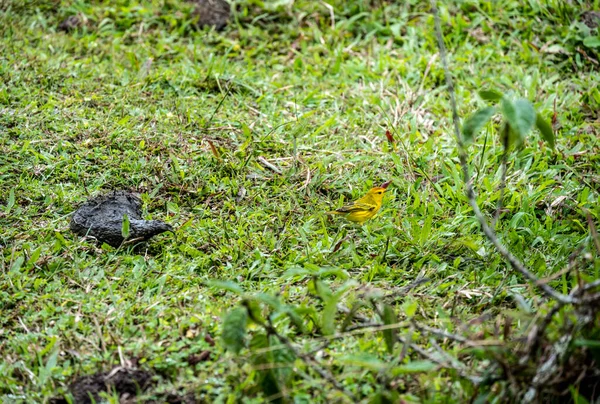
[{"xmin": 1, "ymin": 0, "xmax": 599, "ymax": 402}]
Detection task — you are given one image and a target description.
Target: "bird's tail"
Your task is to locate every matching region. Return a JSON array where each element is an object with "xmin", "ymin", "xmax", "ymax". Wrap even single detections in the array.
[{"xmin": 326, "ymin": 210, "xmax": 343, "ymax": 216}]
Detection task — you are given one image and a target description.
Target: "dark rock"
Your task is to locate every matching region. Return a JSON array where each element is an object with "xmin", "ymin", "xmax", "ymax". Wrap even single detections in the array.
[
  {"xmin": 70, "ymin": 191, "xmax": 172, "ymax": 247},
  {"xmin": 190, "ymin": 0, "xmax": 230, "ymax": 31}
]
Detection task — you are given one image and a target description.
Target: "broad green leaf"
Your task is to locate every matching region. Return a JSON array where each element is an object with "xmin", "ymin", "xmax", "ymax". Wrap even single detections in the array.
[
  {"xmin": 369, "ymin": 391, "xmax": 401, "ymax": 404},
  {"xmin": 573, "ymin": 339, "xmax": 600, "ymax": 348},
  {"xmin": 462, "ymin": 107, "xmax": 495, "ymax": 143},
  {"xmin": 10, "ymin": 256, "xmax": 25, "ymax": 273},
  {"xmin": 583, "ymin": 36, "xmax": 600, "ymax": 48},
  {"xmin": 5, "ymin": 188, "xmax": 15, "ymax": 213},
  {"xmin": 270, "ymin": 334, "xmax": 295, "ymax": 383},
  {"xmin": 382, "ymin": 304, "xmax": 397, "ymax": 354},
  {"xmin": 244, "ymin": 298, "xmax": 265, "ymax": 324},
  {"xmin": 39, "ymin": 336, "xmax": 58, "ymax": 357},
  {"xmin": 502, "ymin": 98, "xmax": 535, "ymax": 144},
  {"xmin": 401, "ymin": 299, "xmax": 418, "ymax": 318},
  {"xmin": 253, "ymin": 293, "xmax": 281, "ymax": 310},
  {"xmin": 570, "ymin": 385, "xmax": 591, "ymax": 404},
  {"xmin": 27, "ymin": 246, "xmax": 42, "ymax": 269},
  {"xmin": 340, "ymin": 301, "xmax": 364, "ymax": 332},
  {"xmin": 206, "ymin": 280, "xmax": 244, "ymax": 295},
  {"xmin": 338, "ymin": 353, "xmax": 387, "ymax": 371},
  {"xmin": 419, "ymin": 214, "xmax": 433, "ymax": 246},
  {"xmin": 391, "ymin": 360, "xmax": 437, "ymax": 374},
  {"xmin": 535, "ymin": 113, "xmax": 555, "ymax": 148},
  {"xmin": 121, "ymin": 214, "xmax": 130, "ymax": 239},
  {"xmin": 221, "ymin": 307, "xmax": 248, "ymax": 354},
  {"xmin": 321, "ymin": 295, "xmax": 339, "ymax": 335},
  {"xmin": 478, "ymin": 89, "xmax": 503, "ymax": 102},
  {"xmin": 283, "ymin": 306, "xmax": 305, "ymax": 333},
  {"xmin": 249, "ymin": 333, "xmax": 269, "ymax": 352}
]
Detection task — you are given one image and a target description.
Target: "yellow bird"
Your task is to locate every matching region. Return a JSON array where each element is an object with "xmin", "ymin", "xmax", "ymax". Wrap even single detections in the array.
[{"xmin": 327, "ymin": 181, "xmax": 391, "ymax": 224}]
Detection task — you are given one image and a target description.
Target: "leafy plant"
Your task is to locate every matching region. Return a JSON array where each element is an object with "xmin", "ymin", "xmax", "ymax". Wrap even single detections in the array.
[{"xmin": 463, "ymin": 91, "xmax": 555, "ymax": 148}]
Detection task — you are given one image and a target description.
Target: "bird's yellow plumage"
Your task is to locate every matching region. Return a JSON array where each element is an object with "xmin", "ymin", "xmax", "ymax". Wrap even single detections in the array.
[{"xmin": 327, "ymin": 181, "xmax": 390, "ymax": 224}]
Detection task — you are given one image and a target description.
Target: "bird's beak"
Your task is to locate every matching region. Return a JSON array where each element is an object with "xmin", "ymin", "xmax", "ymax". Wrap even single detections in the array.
[{"xmin": 380, "ymin": 180, "xmax": 391, "ymax": 190}]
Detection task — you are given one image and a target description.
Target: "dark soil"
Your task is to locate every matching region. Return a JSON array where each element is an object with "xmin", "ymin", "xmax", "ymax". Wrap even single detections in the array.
[
  {"xmin": 581, "ymin": 11, "xmax": 600, "ymax": 29},
  {"xmin": 70, "ymin": 190, "xmax": 172, "ymax": 247},
  {"xmin": 58, "ymin": 15, "xmax": 82, "ymax": 32},
  {"xmin": 189, "ymin": 0, "xmax": 230, "ymax": 30},
  {"xmin": 51, "ymin": 367, "xmax": 153, "ymax": 404},
  {"xmin": 146, "ymin": 391, "xmax": 201, "ymax": 403}
]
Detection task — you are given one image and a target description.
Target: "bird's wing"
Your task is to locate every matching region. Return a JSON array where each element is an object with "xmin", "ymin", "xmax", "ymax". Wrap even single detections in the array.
[{"xmin": 334, "ymin": 202, "xmax": 376, "ymax": 213}]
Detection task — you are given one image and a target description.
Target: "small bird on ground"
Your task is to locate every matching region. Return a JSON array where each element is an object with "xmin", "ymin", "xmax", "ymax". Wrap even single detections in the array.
[{"xmin": 327, "ymin": 181, "xmax": 391, "ymax": 224}]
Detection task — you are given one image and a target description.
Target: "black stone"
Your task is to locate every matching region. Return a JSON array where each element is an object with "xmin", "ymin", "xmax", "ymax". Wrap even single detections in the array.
[{"xmin": 70, "ymin": 191, "xmax": 172, "ymax": 247}]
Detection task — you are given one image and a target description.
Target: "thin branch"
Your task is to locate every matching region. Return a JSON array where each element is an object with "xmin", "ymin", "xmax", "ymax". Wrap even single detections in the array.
[
  {"xmin": 521, "ymin": 303, "xmax": 563, "ymax": 364},
  {"xmin": 430, "ymin": 0, "xmax": 577, "ymax": 305},
  {"xmin": 492, "ymin": 126, "xmax": 510, "ymax": 228},
  {"xmin": 249, "ymin": 310, "xmax": 356, "ymax": 401},
  {"xmin": 413, "ymin": 322, "xmax": 469, "ymax": 344},
  {"xmin": 581, "ymin": 279, "xmax": 600, "ymax": 292},
  {"xmin": 397, "ymin": 334, "xmax": 484, "ymax": 385},
  {"xmin": 384, "ymin": 276, "xmax": 430, "ymax": 300}
]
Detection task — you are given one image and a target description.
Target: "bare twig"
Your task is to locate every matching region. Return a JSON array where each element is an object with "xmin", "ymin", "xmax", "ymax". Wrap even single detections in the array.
[
  {"xmin": 384, "ymin": 276, "xmax": 431, "ymax": 300},
  {"xmin": 492, "ymin": 126, "xmax": 510, "ymax": 228},
  {"xmin": 581, "ymin": 279, "xmax": 600, "ymax": 292},
  {"xmin": 430, "ymin": 0, "xmax": 576, "ymax": 305},
  {"xmin": 246, "ymin": 304, "xmax": 356, "ymax": 401},
  {"xmin": 413, "ymin": 321, "xmax": 503, "ymax": 347},
  {"xmin": 521, "ymin": 304, "xmax": 563, "ymax": 364},
  {"xmin": 397, "ymin": 334, "xmax": 484, "ymax": 385},
  {"xmin": 257, "ymin": 156, "xmax": 283, "ymax": 174}
]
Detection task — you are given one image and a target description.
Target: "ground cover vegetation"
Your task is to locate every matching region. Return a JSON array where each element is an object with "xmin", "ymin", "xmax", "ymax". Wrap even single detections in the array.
[{"xmin": 1, "ymin": 0, "xmax": 599, "ymax": 402}]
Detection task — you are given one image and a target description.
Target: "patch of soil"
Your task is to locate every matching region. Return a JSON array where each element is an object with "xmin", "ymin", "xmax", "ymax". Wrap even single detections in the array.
[
  {"xmin": 581, "ymin": 11, "xmax": 600, "ymax": 29},
  {"xmin": 58, "ymin": 15, "xmax": 83, "ymax": 32},
  {"xmin": 189, "ymin": 0, "xmax": 230, "ymax": 30},
  {"xmin": 146, "ymin": 391, "xmax": 201, "ymax": 404},
  {"xmin": 70, "ymin": 190, "xmax": 172, "ymax": 247},
  {"xmin": 51, "ymin": 367, "xmax": 153, "ymax": 404}
]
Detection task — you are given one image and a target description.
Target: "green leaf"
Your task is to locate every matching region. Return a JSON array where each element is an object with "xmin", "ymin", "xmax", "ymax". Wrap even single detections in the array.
[
  {"xmin": 283, "ymin": 306, "xmax": 305, "ymax": 333},
  {"xmin": 478, "ymin": 89, "xmax": 503, "ymax": 102},
  {"xmin": 121, "ymin": 213, "xmax": 130, "ymax": 239},
  {"xmin": 10, "ymin": 256, "xmax": 25, "ymax": 273},
  {"xmin": 535, "ymin": 113, "xmax": 555, "ymax": 148},
  {"xmin": 462, "ymin": 107, "xmax": 495, "ymax": 143},
  {"xmin": 583, "ymin": 36, "xmax": 600, "ymax": 48},
  {"xmin": 270, "ymin": 334, "xmax": 295, "ymax": 383},
  {"xmin": 253, "ymin": 293, "xmax": 281, "ymax": 310},
  {"xmin": 338, "ymin": 353, "xmax": 387, "ymax": 371},
  {"xmin": 573, "ymin": 339, "xmax": 600, "ymax": 348},
  {"xmin": 391, "ymin": 360, "xmax": 437, "ymax": 374},
  {"xmin": 401, "ymin": 299, "xmax": 418, "ymax": 318},
  {"xmin": 206, "ymin": 280, "xmax": 244, "ymax": 295},
  {"xmin": 5, "ymin": 188, "xmax": 15, "ymax": 214},
  {"xmin": 244, "ymin": 298, "xmax": 266, "ymax": 324},
  {"xmin": 419, "ymin": 214, "xmax": 433, "ymax": 246},
  {"xmin": 321, "ymin": 295, "xmax": 339, "ymax": 336},
  {"xmin": 382, "ymin": 304, "xmax": 397, "ymax": 354},
  {"xmin": 27, "ymin": 246, "xmax": 42, "ymax": 269},
  {"xmin": 502, "ymin": 98, "xmax": 535, "ymax": 144},
  {"xmin": 570, "ymin": 385, "xmax": 591, "ymax": 404},
  {"xmin": 249, "ymin": 332, "xmax": 269, "ymax": 352},
  {"xmin": 369, "ymin": 391, "xmax": 401, "ymax": 404},
  {"xmin": 221, "ymin": 307, "xmax": 248, "ymax": 354}
]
